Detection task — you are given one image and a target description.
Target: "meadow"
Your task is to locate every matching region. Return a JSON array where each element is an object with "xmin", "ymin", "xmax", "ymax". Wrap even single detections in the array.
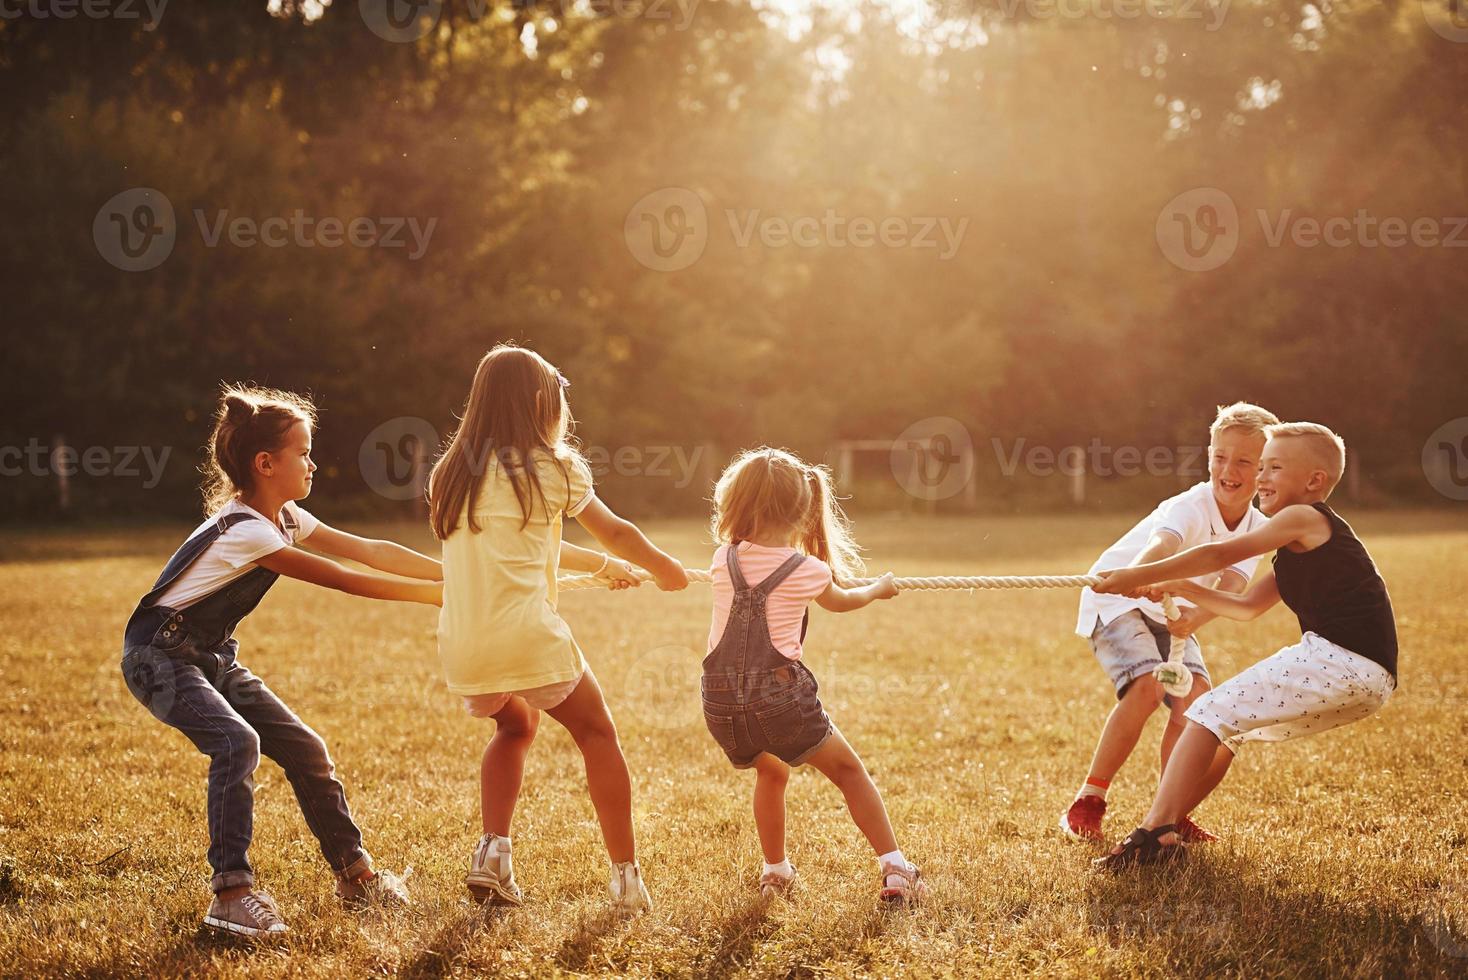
[{"xmin": 2, "ymin": 511, "xmax": 1466, "ymax": 978}]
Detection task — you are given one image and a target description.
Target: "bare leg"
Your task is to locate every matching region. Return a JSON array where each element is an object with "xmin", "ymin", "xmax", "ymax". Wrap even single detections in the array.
[
  {"xmin": 1082, "ymin": 675, "xmax": 1165, "ymax": 788},
  {"xmin": 803, "ymin": 731, "xmax": 898, "ymax": 856},
  {"xmin": 545, "ymin": 671, "xmax": 636, "ymax": 863},
  {"xmin": 1161, "ymin": 673, "xmax": 1209, "ymax": 772},
  {"xmin": 481, "ymin": 696, "xmax": 540, "ymax": 837},
  {"xmin": 751, "ymin": 753, "xmax": 791, "ymax": 865},
  {"xmin": 1133, "ymin": 721, "xmax": 1229, "ymax": 846},
  {"xmin": 1161, "ymin": 675, "xmax": 1232, "ymax": 818}
]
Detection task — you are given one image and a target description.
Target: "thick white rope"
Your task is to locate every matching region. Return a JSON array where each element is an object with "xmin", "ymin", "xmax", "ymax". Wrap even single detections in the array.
[
  {"xmin": 563, "ymin": 565, "xmax": 1196, "ymax": 694},
  {"xmin": 558, "ymin": 568, "xmax": 1104, "ymax": 592},
  {"xmin": 1154, "ymin": 594, "xmax": 1194, "ymax": 697}
]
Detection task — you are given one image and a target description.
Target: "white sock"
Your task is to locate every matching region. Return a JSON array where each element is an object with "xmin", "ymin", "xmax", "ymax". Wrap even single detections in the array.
[
  {"xmin": 762, "ymin": 858, "xmax": 793, "ymax": 878},
  {"xmin": 877, "ymin": 849, "xmax": 910, "ymax": 872}
]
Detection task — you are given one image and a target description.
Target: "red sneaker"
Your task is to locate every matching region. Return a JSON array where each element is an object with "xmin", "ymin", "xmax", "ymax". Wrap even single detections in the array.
[
  {"xmin": 1175, "ymin": 816, "xmax": 1217, "ymax": 843},
  {"xmin": 1059, "ymin": 795, "xmax": 1107, "ymax": 841}
]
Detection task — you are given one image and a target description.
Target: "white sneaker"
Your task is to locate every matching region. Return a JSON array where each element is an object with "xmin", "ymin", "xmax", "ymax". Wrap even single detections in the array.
[
  {"xmin": 203, "ymin": 889, "xmax": 289, "ymax": 938},
  {"xmin": 609, "ymin": 860, "xmax": 652, "ymax": 914},
  {"xmin": 466, "ymin": 834, "xmax": 522, "ymax": 906}
]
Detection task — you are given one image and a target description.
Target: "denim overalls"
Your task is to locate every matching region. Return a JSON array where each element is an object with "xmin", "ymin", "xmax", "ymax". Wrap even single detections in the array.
[
  {"xmin": 121, "ymin": 509, "xmax": 372, "ymax": 893},
  {"xmin": 700, "ymin": 546, "xmax": 834, "ymax": 769}
]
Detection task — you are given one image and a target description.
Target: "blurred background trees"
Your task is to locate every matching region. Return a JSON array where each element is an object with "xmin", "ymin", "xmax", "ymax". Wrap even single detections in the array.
[{"xmin": 1, "ymin": 0, "xmax": 1464, "ymax": 519}]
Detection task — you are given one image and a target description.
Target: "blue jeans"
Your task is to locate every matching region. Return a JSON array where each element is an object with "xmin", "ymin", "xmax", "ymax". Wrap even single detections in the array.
[{"xmin": 121, "ymin": 645, "xmax": 372, "ymax": 892}]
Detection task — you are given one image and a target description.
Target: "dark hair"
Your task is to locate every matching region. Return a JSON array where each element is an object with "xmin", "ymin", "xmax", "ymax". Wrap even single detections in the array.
[
  {"xmin": 428, "ymin": 345, "xmax": 579, "ymax": 539},
  {"xmin": 201, "ymin": 383, "xmax": 317, "ymax": 514}
]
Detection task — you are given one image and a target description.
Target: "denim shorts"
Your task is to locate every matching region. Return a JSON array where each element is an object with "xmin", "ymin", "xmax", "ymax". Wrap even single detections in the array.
[
  {"xmin": 1090, "ymin": 609, "xmax": 1209, "ymax": 699},
  {"xmin": 700, "ymin": 662, "xmax": 834, "ymax": 769}
]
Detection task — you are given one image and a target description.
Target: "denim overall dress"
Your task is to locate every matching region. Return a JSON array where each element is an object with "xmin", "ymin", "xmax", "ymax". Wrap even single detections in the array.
[
  {"xmin": 121, "ymin": 509, "xmax": 372, "ymax": 893},
  {"xmin": 700, "ymin": 546, "xmax": 834, "ymax": 769}
]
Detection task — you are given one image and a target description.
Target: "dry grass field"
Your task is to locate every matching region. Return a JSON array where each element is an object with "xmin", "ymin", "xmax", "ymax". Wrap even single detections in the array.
[{"xmin": 2, "ymin": 511, "xmax": 1467, "ymax": 978}]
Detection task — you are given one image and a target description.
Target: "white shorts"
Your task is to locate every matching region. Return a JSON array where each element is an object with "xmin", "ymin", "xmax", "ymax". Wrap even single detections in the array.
[
  {"xmin": 462, "ymin": 672, "xmax": 584, "ymax": 718},
  {"xmin": 1184, "ymin": 632, "xmax": 1395, "ymax": 754}
]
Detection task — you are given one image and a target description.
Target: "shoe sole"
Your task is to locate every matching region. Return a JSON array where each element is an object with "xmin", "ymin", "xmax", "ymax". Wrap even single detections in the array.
[
  {"xmin": 879, "ymin": 889, "xmax": 926, "ymax": 906},
  {"xmin": 202, "ymin": 915, "xmax": 288, "ymax": 939},
  {"xmin": 1057, "ymin": 809, "xmax": 1102, "ymax": 842},
  {"xmin": 466, "ymin": 877, "xmax": 523, "ymax": 907},
  {"xmin": 1093, "ymin": 844, "xmax": 1187, "ymax": 873}
]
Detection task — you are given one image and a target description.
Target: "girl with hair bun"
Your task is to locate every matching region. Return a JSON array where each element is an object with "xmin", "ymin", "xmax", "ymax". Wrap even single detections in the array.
[{"xmin": 120, "ymin": 384, "xmax": 442, "ymax": 938}]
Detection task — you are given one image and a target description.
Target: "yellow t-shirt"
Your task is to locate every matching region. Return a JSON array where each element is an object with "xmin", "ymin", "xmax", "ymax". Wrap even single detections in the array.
[{"xmin": 437, "ymin": 448, "xmax": 596, "ymax": 695}]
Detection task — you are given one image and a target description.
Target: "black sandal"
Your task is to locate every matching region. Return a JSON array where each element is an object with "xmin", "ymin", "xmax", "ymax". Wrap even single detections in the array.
[{"xmin": 1091, "ymin": 824, "xmax": 1186, "ymax": 872}]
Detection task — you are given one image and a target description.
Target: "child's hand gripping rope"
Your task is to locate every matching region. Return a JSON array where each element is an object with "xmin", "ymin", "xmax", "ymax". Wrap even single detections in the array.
[{"xmin": 1152, "ymin": 594, "xmax": 1195, "ymax": 698}]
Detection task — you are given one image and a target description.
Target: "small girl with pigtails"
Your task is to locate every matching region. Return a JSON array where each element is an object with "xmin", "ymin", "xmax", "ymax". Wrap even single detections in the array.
[
  {"xmin": 121, "ymin": 385, "xmax": 444, "ymax": 938},
  {"xmin": 702, "ymin": 447, "xmax": 928, "ymax": 904}
]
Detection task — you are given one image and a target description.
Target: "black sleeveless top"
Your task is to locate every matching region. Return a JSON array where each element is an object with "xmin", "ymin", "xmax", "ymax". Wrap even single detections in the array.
[{"xmin": 1273, "ymin": 503, "xmax": 1397, "ymax": 679}]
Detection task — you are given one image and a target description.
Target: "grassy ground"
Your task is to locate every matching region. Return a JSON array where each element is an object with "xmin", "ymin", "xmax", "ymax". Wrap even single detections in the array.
[{"xmin": 2, "ymin": 511, "xmax": 1467, "ymax": 978}]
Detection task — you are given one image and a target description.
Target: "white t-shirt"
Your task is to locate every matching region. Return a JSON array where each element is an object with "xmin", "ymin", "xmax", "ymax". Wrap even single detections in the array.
[
  {"xmin": 1075, "ymin": 482, "xmax": 1267, "ymax": 636},
  {"xmin": 155, "ymin": 500, "xmax": 320, "ymax": 610}
]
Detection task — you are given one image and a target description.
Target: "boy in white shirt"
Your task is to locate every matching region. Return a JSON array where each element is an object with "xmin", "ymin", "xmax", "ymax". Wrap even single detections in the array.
[{"xmin": 1059, "ymin": 402, "xmax": 1277, "ymax": 844}]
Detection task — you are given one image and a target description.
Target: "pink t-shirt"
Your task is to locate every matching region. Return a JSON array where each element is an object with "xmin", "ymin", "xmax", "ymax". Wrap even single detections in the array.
[{"xmin": 707, "ymin": 542, "xmax": 834, "ymax": 661}]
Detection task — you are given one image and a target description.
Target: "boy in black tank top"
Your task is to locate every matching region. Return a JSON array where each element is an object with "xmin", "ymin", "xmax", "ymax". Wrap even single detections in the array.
[{"xmin": 1087, "ymin": 422, "xmax": 1397, "ymax": 870}]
